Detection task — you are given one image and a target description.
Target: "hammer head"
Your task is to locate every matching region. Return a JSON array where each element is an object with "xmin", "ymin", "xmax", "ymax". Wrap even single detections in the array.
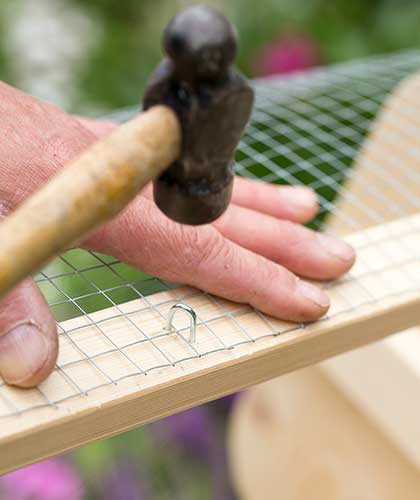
[
  {"xmin": 143, "ymin": 6, "xmax": 254, "ymax": 225},
  {"xmin": 163, "ymin": 6, "xmax": 237, "ymax": 83}
]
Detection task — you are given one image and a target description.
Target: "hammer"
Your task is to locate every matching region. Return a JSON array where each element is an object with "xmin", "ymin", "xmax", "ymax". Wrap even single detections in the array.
[{"xmin": 0, "ymin": 6, "xmax": 254, "ymax": 300}]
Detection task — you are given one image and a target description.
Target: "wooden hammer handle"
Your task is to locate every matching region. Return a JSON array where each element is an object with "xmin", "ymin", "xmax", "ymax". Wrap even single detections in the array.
[{"xmin": 0, "ymin": 105, "xmax": 181, "ymax": 299}]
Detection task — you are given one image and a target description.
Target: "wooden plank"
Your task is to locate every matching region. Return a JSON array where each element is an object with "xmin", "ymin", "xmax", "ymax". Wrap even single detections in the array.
[
  {"xmin": 228, "ymin": 371, "xmax": 420, "ymax": 500},
  {"xmin": 327, "ymin": 72, "xmax": 420, "ymax": 236},
  {"xmin": 227, "ymin": 71, "xmax": 420, "ymax": 499},
  {"xmin": 322, "ymin": 330, "xmax": 420, "ymax": 470},
  {"xmin": 320, "ymin": 71, "xmax": 420, "ymax": 469},
  {"xmin": 1, "ymin": 211, "xmax": 420, "ymax": 474}
]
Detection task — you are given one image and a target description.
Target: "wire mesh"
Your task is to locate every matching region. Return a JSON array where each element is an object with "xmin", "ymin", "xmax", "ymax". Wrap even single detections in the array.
[{"xmin": 1, "ymin": 50, "xmax": 420, "ymax": 419}]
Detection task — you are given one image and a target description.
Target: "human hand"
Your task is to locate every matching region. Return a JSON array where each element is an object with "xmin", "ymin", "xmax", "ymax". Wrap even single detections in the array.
[{"xmin": 0, "ymin": 82, "xmax": 355, "ymax": 387}]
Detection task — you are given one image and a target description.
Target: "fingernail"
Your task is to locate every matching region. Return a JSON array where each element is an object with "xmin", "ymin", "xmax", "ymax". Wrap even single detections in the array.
[
  {"xmin": 279, "ymin": 186, "xmax": 317, "ymax": 211},
  {"xmin": 297, "ymin": 280, "xmax": 330, "ymax": 308},
  {"xmin": 318, "ymin": 233, "xmax": 355, "ymax": 262},
  {"xmin": 0, "ymin": 323, "xmax": 49, "ymax": 384}
]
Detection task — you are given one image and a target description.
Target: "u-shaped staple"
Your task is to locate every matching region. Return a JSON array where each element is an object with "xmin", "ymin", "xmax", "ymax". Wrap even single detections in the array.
[{"xmin": 166, "ymin": 303, "xmax": 197, "ymax": 344}]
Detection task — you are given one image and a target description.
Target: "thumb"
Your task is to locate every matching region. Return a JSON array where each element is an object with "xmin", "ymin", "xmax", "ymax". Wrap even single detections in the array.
[{"xmin": 0, "ymin": 279, "xmax": 58, "ymax": 387}]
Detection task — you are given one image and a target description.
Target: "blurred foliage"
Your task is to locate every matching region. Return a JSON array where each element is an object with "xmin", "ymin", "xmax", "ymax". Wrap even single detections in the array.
[
  {"xmin": 1, "ymin": 0, "xmax": 420, "ymax": 111},
  {"xmin": 0, "ymin": 10, "xmax": 12, "ymax": 83},
  {"xmin": 73, "ymin": 0, "xmax": 420, "ymax": 110}
]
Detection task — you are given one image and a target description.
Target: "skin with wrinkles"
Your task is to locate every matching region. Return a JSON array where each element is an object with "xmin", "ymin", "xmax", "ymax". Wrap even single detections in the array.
[
  {"xmin": 0, "ymin": 81, "xmax": 355, "ymax": 387},
  {"xmin": 0, "ymin": 105, "xmax": 180, "ymax": 299}
]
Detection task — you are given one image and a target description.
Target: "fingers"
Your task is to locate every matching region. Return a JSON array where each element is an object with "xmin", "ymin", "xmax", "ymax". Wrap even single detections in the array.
[
  {"xmin": 141, "ymin": 177, "xmax": 319, "ymax": 223},
  {"xmin": 232, "ymin": 177, "xmax": 319, "ymax": 222},
  {"xmin": 214, "ymin": 204, "xmax": 355, "ymax": 280},
  {"xmin": 0, "ymin": 279, "xmax": 58, "ymax": 387},
  {"xmin": 84, "ymin": 197, "xmax": 330, "ymax": 322}
]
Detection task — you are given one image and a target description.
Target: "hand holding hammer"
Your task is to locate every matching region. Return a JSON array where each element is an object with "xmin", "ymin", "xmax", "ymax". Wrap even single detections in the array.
[
  {"xmin": 0, "ymin": 6, "xmax": 354, "ymax": 387},
  {"xmin": 0, "ymin": 5, "xmax": 253, "ymax": 299}
]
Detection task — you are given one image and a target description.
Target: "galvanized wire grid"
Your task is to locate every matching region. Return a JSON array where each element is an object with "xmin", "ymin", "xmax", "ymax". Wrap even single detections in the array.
[{"xmin": 1, "ymin": 50, "xmax": 420, "ymax": 418}]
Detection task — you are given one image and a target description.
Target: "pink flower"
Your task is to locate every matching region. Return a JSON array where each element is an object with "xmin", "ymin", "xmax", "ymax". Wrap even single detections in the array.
[
  {"xmin": 254, "ymin": 35, "xmax": 320, "ymax": 76},
  {"xmin": 0, "ymin": 459, "xmax": 84, "ymax": 500}
]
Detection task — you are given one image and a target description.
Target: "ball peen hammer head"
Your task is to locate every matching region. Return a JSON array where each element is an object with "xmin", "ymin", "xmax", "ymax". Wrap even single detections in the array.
[
  {"xmin": 143, "ymin": 5, "xmax": 254, "ymax": 225},
  {"xmin": 163, "ymin": 5, "xmax": 237, "ymax": 83}
]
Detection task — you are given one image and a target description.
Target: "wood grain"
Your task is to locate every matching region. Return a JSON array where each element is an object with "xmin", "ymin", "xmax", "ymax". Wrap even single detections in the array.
[
  {"xmin": 327, "ymin": 71, "xmax": 420, "ymax": 236},
  {"xmin": 228, "ymin": 371, "xmax": 420, "ymax": 500},
  {"xmin": 1, "ymin": 211, "xmax": 420, "ymax": 474},
  {"xmin": 227, "ymin": 71, "xmax": 420, "ymax": 500},
  {"xmin": 321, "ymin": 71, "xmax": 420, "ymax": 468},
  {"xmin": 0, "ymin": 105, "xmax": 181, "ymax": 300}
]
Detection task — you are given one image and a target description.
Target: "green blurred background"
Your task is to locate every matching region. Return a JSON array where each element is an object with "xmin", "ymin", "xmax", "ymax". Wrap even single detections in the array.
[
  {"xmin": 0, "ymin": 1, "xmax": 420, "ymax": 499},
  {"xmin": 1, "ymin": 0, "xmax": 420, "ymax": 113}
]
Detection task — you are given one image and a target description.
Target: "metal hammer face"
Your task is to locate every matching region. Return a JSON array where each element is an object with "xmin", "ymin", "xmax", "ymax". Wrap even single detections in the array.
[{"xmin": 143, "ymin": 5, "xmax": 254, "ymax": 225}]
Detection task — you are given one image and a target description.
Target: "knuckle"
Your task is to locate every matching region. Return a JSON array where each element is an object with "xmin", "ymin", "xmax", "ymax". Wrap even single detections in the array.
[
  {"xmin": 200, "ymin": 230, "xmax": 231, "ymax": 266},
  {"xmin": 175, "ymin": 225, "xmax": 228, "ymax": 277},
  {"xmin": 278, "ymin": 220, "xmax": 310, "ymax": 252},
  {"xmin": 187, "ymin": 225, "xmax": 223, "ymax": 263},
  {"xmin": 248, "ymin": 263, "xmax": 296, "ymax": 311},
  {"xmin": 258, "ymin": 257, "xmax": 291, "ymax": 290}
]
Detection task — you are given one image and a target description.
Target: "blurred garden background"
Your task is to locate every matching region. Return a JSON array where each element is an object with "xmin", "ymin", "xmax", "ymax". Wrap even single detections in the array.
[
  {"xmin": 1, "ymin": 0, "xmax": 420, "ymax": 113},
  {"xmin": 1, "ymin": 0, "xmax": 420, "ymax": 499}
]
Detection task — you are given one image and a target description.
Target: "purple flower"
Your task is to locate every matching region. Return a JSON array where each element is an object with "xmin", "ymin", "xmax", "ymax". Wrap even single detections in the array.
[
  {"xmin": 152, "ymin": 406, "xmax": 213, "ymax": 457},
  {"xmin": 0, "ymin": 459, "xmax": 83, "ymax": 500},
  {"xmin": 103, "ymin": 462, "xmax": 147, "ymax": 500},
  {"xmin": 254, "ymin": 35, "xmax": 320, "ymax": 76}
]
